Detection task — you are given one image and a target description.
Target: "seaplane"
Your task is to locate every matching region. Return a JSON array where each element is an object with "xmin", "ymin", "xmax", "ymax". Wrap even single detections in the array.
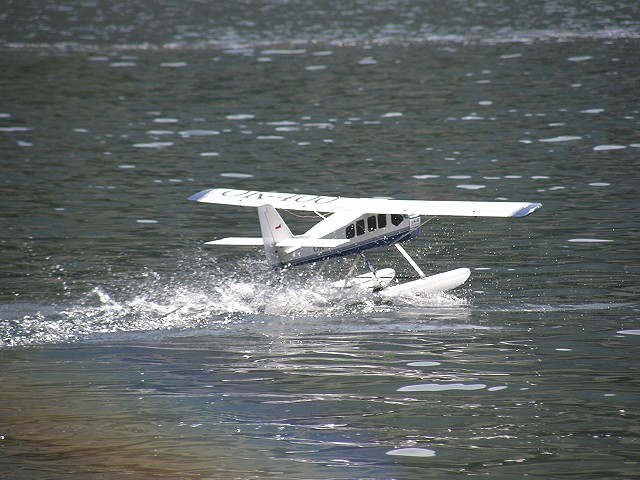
[{"xmin": 188, "ymin": 188, "xmax": 541, "ymax": 298}]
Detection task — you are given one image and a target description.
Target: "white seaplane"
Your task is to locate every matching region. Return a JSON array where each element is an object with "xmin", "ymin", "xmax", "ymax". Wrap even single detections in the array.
[{"xmin": 188, "ymin": 188, "xmax": 541, "ymax": 297}]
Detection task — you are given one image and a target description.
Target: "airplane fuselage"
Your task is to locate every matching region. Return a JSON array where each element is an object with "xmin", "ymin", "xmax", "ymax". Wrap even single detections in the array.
[{"xmin": 277, "ymin": 212, "xmax": 421, "ymax": 267}]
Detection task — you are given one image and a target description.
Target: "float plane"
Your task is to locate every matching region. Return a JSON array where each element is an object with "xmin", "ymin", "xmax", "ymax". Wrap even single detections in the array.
[{"xmin": 188, "ymin": 188, "xmax": 541, "ymax": 297}]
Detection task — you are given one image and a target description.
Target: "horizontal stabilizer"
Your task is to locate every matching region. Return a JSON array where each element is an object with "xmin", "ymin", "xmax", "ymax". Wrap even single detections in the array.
[
  {"xmin": 205, "ymin": 237, "xmax": 263, "ymax": 246},
  {"xmin": 205, "ymin": 237, "xmax": 349, "ymax": 248},
  {"xmin": 275, "ymin": 238, "xmax": 348, "ymax": 248},
  {"xmin": 189, "ymin": 188, "xmax": 542, "ymax": 218}
]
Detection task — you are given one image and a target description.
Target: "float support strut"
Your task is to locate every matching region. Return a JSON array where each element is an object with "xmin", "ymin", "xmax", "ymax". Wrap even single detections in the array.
[{"xmin": 394, "ymin": 244, "xmax": 426, "ymax": 278}]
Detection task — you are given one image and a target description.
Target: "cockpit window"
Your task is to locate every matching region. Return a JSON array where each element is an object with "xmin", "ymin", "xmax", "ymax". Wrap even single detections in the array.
[
  {"xmin": 347, "ymin": 215, "xmax": 394, "ymax": 238},
  {"xmin": 346, "ymin": 224, "xmax": 355, "ymax": 239}
]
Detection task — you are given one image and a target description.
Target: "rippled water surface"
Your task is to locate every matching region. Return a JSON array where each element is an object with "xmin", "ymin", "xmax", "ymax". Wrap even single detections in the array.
[{"xmin": 1, "ymin": 1, "xmax": 639, "ymax": 478}]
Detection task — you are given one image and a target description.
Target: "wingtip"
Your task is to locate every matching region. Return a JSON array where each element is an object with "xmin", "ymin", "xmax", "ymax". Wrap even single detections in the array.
[
  {"xmin": 513, "ymin": 203, "xmax": 542, "ymax": 217},
  {"xmin": 188, "ymin": 189, "xmax": 213, "ymax": 202}
]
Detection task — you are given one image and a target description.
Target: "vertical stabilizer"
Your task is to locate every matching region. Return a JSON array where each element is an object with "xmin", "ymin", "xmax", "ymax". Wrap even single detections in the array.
[{"xmin": 257, "ymin": 204, "xmax": 293, "ymax": 268}]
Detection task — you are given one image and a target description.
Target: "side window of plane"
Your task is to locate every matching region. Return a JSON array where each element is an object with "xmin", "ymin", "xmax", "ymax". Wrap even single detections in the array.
[
  {"xmin": 377, "ymin": 214, "xmax": 387, "ymax": 228},
  {"xmin": 367, "ymin": 215, "xmax": 377, "ymax": 232},
  {"xmin": 356, "ymin": 219, "xmax": 365, "ymax": 236},
  {"xmin": 391, "ymin": 214, "xmax": 404, "ymax": 226},
  {"xmin": 346, "ymin": 224, "xmax": 355, "ymax": 239}
]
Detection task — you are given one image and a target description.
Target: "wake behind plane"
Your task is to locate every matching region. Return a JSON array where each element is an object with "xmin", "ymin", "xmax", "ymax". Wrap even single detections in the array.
[{"xmin": 188, "ymin": 188, "xmax": 541, "ymax": 297}]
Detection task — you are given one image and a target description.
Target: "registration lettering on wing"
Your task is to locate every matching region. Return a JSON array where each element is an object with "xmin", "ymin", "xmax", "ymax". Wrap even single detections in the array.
[{"xmin": 219, "ymin": 189, "xmax": 340, "ymax": 206}]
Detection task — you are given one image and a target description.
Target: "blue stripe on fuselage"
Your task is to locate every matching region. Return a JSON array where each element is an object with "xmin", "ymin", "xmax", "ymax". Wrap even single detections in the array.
[{"xmin": 280, "ymin": 227, "xmax": 421, "ymax": 268}]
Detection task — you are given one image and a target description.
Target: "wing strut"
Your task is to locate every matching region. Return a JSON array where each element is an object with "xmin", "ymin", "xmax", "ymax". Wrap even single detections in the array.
[{"xmin": 394, "ymin": 244, "xmax": 426, "ymax": 278}]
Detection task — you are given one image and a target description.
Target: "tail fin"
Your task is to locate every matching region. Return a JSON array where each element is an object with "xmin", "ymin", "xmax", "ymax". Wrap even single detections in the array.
[{"xmin": 257, "ymin": 204, "xmax": 293, "ymax": 268}]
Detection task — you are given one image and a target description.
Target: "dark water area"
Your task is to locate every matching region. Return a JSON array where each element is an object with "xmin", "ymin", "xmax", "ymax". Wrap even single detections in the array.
[{"xmin": 1, "ymin": 1, "xmax": 640, "ymax": 478}]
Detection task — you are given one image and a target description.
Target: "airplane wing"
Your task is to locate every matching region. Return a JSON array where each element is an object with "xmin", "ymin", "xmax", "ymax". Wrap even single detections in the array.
[{"xmin": 189, "ymin": 188, "xmax": 541, "ymax": 218}]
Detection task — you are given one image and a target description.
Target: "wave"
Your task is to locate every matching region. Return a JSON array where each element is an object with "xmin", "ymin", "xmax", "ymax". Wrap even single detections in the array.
[{"xmin": 0, "ymin": 260, "xmax": 468, "ymax": 349}]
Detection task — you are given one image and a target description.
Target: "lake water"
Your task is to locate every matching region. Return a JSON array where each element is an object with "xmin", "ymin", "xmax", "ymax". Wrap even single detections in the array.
[{"xmin": 1, "ymin": 1, "xmax": 639, "ymax": 478}]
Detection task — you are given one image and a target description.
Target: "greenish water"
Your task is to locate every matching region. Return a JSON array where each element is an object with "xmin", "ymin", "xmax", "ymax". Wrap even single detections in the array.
[{"xmin": 1, "ymin": 1, "xmax": 639, "ymax": 478}]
